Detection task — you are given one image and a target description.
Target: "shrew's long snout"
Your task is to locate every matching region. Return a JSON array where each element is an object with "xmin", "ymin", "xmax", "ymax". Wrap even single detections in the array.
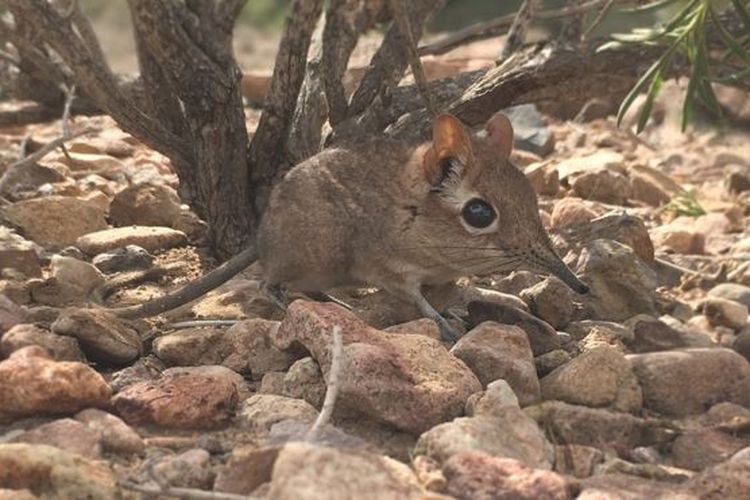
[
  {"xmin": 527, "ymin": 242, "xmax": 589, "ymax": 295},
  {"xmin": 544, "ymin": 254, "xmax": 589, "ymax": 294}
]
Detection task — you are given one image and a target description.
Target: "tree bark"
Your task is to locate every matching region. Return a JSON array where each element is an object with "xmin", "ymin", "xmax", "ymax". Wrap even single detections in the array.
[{"xmin": 127, "ymin": 0, "xmax": 253, "ymax": 256}]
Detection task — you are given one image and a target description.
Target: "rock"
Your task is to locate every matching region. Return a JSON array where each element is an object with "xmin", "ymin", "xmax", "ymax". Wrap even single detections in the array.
[
  {"xmin": 650, "ymin": 222, "xmax": 705, "ymax": 254},
  {"xmin": 0, "ymin": 488, "xmax": 36, "ymax": 500},
  {"xmin": 109, "ymin": 354, "xmax": 165, "ymax": 392},
  {"xmin": 153, "ymin": 319, "xmax": 295, "ymax": 378},
  {"xmin": 554, "ymin": 444, "xmax": 604, "ymax": 478},
  {"xmin": 578, "ymin": 239, "xmax": 657, "ymax": 321},
  {"xmin": 49, "ymin": 255, "xmax": 105, "ymax": 296},
  {"xmin": 504, "ymin": 104, "xmax": 555, "ymax": 156},
  {"xmin": 443, "ymin": 452, "xmax": 569, "ymax": 500},
  {"xmin": 0, "ymin": 229, "xmax": 41, "ymax": 278},
  {"xmin": 466, "ymin": 379, "xmax": 520, "ymax": 416},
  {"xmin": 556, "ymin": 150, "xmax": 625, "ymax": 181},
  {"xmin": 237, "ymin": 394, "xmax": 318, "ymax": 433},
  {"xmin": 112, "ymin": 365, "xmax": 247, "ymax": 429},
  {"xmin": 151, "ymin": 448, "xmax": 214, "ymax": 489},
  {"xmin": 726, "ymin": 165, "xmax": 750, "ymax": 194},
  {"xmin": 13, "ymin": 418, "xmax": 101, "ymax": 458},
  {"xmin": 564, "ymin": 213, "xmax": 655, "ymax": 264},
  {"xmin": 550, "ymin": 198, "xmax": 597, "ymax": 229},
  {"xmin": 709, "ymin": 283, "xmax": 750, "ymax": 308},
  {"xmin": 0, "ymin": 295, "xmax": 27, "ymax": 335},
  {"xmin": 259, "ymin": 371, "xmax": 287, "ymax": 395},
  {"xmin": 74, "ymin": 408, "xmax": 144, "ymax": 455},
  {"xmin": 0, "ymin": 196, "xmax": 107, "ymax": 248},
  {"xmin": 735, "ymin": 330, "xmax": 750, "ymax": 362},
  {"xmin": 535, "ymin": 349, "xmax": 572, "ymax": 377},
  {"xmin": 672, "ymin": 430, "xmax": 748, "ymax": 471},
  {"xmin": 525, "ymin": 401, "xmax": 648, "ymax": 449},
  {"xmin": 0, "ymin": 161, "xmax": 67, "ymax": 200},
  {"xmin": 520, "ymin": 277, "xmax": 574, "ymax": 329},
  {"xmin": 267, "ymin": 442, "xmax": 426, "ymax": 499},
  {"xmin": 0, "ymin": 443, "xmax": 116, "ymax": 498},
  {"xmin": 627, "ymin": 348, "xmax": 750, "ymax": 417},
  {"xmin": 703, "ymin": 297, "xmax": 748, "ymax": 330},
  {"xmin": 570, "ymin": 168, "xmax": 631, "ymax": 205},
  {"xmin": 413, "ymin": 407, "xmax": 554, "ymax": 469},
  {"xmin": 109, "ymin": 183, "xmax": 182, "ymax": 228},
  {"xmin": 567, "ymin": 319, "xmax": 633, "ymax": 343},
  {"xmin": 92, "ymin": 245, "xmax": 153, "ymax": 273},
  {"xmin": 75, "ymin": 226, "xmax": 187, "ymax": 256},
  {"xmin": 0, "ymin": 346, "xmax": 111, "ymax": 423},
  {"xmin": 494, "ymin": 270, "xmax": 544, "ymax": 297},
  {"xmin": 52, "ymin": 308, "xmax": 141, "ymax": 364},
  {"xmin": 525, "ymin": 162, "xmax": 560, "ymax": 196},
  {"xmin": 467, "ymin": 302, "xmax": 561, "ymax": 355},
  {"xmin": 686, "ymin": 459, "xmax": 750, "ymax": 499},
  {"xmin": 215, "ymin": 445, "xmax": 280, "ymax": 495},
  {"xmin": 271, "ymin": 301, "xmax": 481, "ymax": 434},
  {"xmin": 0, "ymin": 323, "xmax": 84, "ymax": 361},
  {"xmin": 282, "ymin": 357, "xmax": 326, "ymax": 408},
  {"xmin": 628, "ymin": 164, "xmax": 680, "ymax": 207},
  {"xmin": 579, "ymin": 473, "xmax": 694, "ymax": 499},
  {"xmin": 627, "ymin": 315, "xmax": 696, "ymax": 353},
  {"xmin": 451, "ymin": 322, "xmax": 540, "ymax": 406},
  {"xmin": 540, "ymin": 346, "xmax": 643, "ymax": 413},
  {"xmin": 733, "ymin": 447, "xmax": 750, "ymax": 461}
]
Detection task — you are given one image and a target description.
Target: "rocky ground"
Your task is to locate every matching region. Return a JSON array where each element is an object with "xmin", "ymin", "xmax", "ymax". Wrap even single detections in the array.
[{"xmin": 2, "ymin": 41, "xmax": 750, "ymax": 499}]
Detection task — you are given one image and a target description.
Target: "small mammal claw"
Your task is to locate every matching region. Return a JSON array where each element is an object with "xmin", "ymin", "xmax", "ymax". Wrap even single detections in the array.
[{"xmin": 435, "ymin": 315, "xmax": 462, "ymax": 343}]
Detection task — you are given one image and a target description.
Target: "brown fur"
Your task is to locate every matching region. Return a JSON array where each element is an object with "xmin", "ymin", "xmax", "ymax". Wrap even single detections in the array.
[{"xmin": 259, "ymin": 113, "xmax": 585, "ymax": 323}]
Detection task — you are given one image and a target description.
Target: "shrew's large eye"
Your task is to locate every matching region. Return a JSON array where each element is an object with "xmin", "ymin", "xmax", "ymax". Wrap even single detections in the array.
[{"xmin": 462, "ymin": 198, "xmax": 496, "ymax": 229}]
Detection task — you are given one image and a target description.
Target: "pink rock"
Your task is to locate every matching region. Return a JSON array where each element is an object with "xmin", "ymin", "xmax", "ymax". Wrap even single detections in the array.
[
  {"xmin": 112, "ymin": 365, "xmax": 247, "ymax": 429},
  {"xmin": 451, "ymin": 322, "xmax": 540, "ymax": 406},
  {"xmin": 443, "ymin": 452, "xmax": 570, "ymax": 500},
  {"xmin": 75, "ymin": 408, "xmax": 144, "ymax": 455},
  {"xmin": 0, "ymin": 346, "xmax": 111, "ymax": 423},
  {"xmin": 13, "ymin": 418, "xmax": 101, "ymax": 458},
  {"xmin": 272, "ymin": 301, "xmax": 481, "ymax": 434}
]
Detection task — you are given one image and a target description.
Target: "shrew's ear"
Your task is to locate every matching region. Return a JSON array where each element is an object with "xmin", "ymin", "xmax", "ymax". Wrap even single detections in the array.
[
  {"xmin": 485, "ymin": 112, "xmax": 514, "ymax": 160},
  {"xmin": 422, "ymin": 114, "xmax": 473, "ymax": 186}
]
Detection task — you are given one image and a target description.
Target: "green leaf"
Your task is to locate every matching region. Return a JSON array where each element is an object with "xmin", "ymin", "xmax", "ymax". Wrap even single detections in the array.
[
  {"xmin": 637, "ymin": 69, "xmax": 664, "ymax": 133},
  {"xmin": 711, "ymin": 6, "xmax": 750, "ymax": 66},
  {"xmin": 616, "ymin": 58, "xmax": 665, "ymax": 127},
  {"xmin": 682, "ymin": 41, "xmax": 700, "ymax": 130}
]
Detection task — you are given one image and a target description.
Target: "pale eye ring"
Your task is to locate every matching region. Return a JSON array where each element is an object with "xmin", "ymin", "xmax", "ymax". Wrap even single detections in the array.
[{"xmin": 462, "ymin": 198, "xmax": 496, "ymax": 228}]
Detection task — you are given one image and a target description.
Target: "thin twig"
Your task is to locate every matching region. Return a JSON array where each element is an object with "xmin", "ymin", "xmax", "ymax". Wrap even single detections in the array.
[
  {"xmin": 168, "ymin": 319, "xmax": 239, "ymax": 329},
  {"xmin": 582, "ymin": 0, "xmax": 616, "ymax": 42},
  {"xmin": 0, "ymin": 48, "xmax": 19, "ymax": 66},
  {"xmin": 6, "ymin": 85, "xmax": 92, "ymax": 172},
  {"xmin": 389, "ymin": 0, "xmax": 438, "ymax": 117},
  {"xmin": 306, "ymin": 325, "xmax": 343, "ymax": 441},
  {"xmin": 7, "ymin": 129, "xmax": 91, "ymax": 171},
  {"xmin": 499, "ymin": 0, "xmax": 538, "ymax": 62},
  {"xmin": 417, "ymin": 0, "xmax": 607, "ymax": 56},
  {"xmin": 119, "ymin": 480, "xmax": 257, "ymax": 500}
]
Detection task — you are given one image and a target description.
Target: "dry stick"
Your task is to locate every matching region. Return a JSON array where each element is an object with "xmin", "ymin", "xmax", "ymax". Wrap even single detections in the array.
[
  {"xmin": 168, "ymin": 319, "xmax": 239, "ymax": 329},
  {"xmin": 389, "ymin": 0, "xmax": 438, "ymax": 117},
  {"xmin": 5, "ymin": 86, "xmax": 92, "ymax": 172},
  {"xmin": 118, "ymin": 480, "xmax": 257, "ymax": 500},
  {"xmin": 306, "ymin": 325, "xmax": 344, "ymax": 441},
  {"xmin": 418, "ymin": 0, "xmax": 608, "ymax": 56},
  {"xmin": 498, "ymin": 0, "xmax": 538, "ymax": 62},
  {"xmin": 582, "ymin": 0, "xmax": 616, "ymax": 42}
]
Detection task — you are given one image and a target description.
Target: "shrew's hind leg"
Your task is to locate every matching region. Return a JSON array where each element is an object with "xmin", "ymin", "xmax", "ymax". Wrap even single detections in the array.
[
  {"xmin": 260, "ymin": 281, "xmax": 290, "ymax": 311},
  {"xmin": 392, "ymin": 285, "xmax": 462, "ymax": 343}
]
